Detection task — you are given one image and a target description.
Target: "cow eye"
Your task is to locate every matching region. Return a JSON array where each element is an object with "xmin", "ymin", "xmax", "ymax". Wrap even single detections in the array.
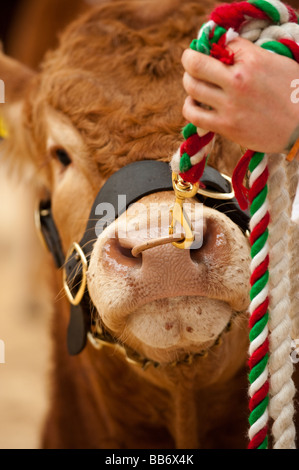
[{"xmin": 53, "ymin": 148, "xmax": 72, "ymax": 167}]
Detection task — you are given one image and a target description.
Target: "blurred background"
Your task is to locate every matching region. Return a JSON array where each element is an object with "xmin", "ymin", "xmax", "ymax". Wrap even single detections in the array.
[
  {"xmin": 0, "ymin": 0, "xmax": 299, "ymax": 450},
  {"xmin": 0, "ymin": 0, "xmax": 96, "ymax": 449}
]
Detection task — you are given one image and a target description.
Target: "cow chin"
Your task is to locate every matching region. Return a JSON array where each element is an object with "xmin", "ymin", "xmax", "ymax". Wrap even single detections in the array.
[
  {"xmin": 123, "ymin": 296, "xmax": 237, "ymax": 364},
  {"xmin": 88, "ymin": 269, "xmax": 244, "ymax": 365}
]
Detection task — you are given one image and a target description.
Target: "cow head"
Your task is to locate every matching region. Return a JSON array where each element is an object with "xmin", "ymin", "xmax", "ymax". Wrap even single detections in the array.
[{"xmin": 1, "ymin": 0, "xmax": 250, "ymax": 384}]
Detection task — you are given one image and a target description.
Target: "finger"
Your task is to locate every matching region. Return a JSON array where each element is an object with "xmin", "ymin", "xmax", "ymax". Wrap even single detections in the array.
[
  {"xmin": 181, "ymin": 48, "xmax": 231, "ymax": 88},
  {"xmin": 182, "ymin": 96, "xmax": 221, "ymax": 134},
  {"xmin": 183, "ymin": 72, "xmax": 225, "ymax": 109}
]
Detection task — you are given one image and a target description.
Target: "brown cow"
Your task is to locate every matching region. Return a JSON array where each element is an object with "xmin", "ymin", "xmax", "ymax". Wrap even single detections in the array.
[{"xmin": 1, "ymin": 0, "xmax": 298, "ymax": 449}]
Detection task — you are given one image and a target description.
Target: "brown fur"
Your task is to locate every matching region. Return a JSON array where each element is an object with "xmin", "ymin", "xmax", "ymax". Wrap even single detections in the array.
[
  {"xmin": 21, "ymin": 0, "xmax": 240, "ymax": 177},
  {"xmin": 7, "ymin": 0, "xmax": 299, "ymax": 69},
  {"xmin": 2, "ymin": 0, "xmax": 299, "ymax": 449}
]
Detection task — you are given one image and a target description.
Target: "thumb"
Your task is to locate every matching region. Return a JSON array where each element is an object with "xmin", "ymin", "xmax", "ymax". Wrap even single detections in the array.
[{"xmin": 227, "ymin": 36, "xmax": 258, "ymax": 58}]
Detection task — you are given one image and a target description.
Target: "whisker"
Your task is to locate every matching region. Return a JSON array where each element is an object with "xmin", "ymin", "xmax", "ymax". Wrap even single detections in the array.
[
  {"xmin": 219, "ymin": 208, "xmax": 242, "ymax": 216},
  {"xmin": 54, "ymin": 286, "xmax": 68, "ymax": 303},
  {"xmin": 89, "ymin": 302, "xmax": 98, "ymax": 325},
  {"xmin": 208, "ymin": 201, "xmax": 237, "ymax": 211},
  {"xmin": 54, "ymin": 274, "xmax": 82, "ymax": 303},
  {"xmin": 58, "ymin": 257, "xmax": 83, "ymax": 279},
  {"xmin": 58, "ymin": 239, "xmax": 98, "ymax": 274}
]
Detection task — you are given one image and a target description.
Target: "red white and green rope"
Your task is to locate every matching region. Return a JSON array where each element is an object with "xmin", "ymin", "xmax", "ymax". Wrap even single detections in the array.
[
  {"xmin": 247, "ymin": 151, "xmax": 270, "ymax": 449},
  {"xmin": 171, "ymin": 0, "xmax": 299, "ymax": 449}
]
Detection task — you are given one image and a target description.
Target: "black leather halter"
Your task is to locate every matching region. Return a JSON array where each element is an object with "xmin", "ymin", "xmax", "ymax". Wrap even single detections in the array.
[{"xmin": 37, "ymin": 160, "xmax": 249, "ymax": 356}]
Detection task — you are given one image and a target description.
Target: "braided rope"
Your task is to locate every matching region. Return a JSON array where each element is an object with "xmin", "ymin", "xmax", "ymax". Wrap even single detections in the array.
[
  {"xmin": 289, "ymin": 221, "xmax": 299, "ymax": 339},
  {"xmin": 171, "ymin": 0, "xmax": 299, "ymax": 449},
  {"xmin": 267, "ymin": 154, "xmax": 296, "ymax": 448},
  {"xmin": 286, "ymin": 160, "xmax": 299, "ymax": 339}
]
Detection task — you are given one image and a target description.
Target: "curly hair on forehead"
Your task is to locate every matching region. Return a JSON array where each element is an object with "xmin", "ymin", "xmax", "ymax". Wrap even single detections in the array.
[
  {"xmin": 22, "ymin": 0, "xmax": 240, "ymax": 180},
  {"xmin": 24, "ymin": 1, "xmax": 210, "ymax": 175}
]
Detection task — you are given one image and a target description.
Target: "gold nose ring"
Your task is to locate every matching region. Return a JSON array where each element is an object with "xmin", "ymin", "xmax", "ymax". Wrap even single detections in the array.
[{"xmin": 131, "ymin": 233, "xmax": 185, "ymax": 257}]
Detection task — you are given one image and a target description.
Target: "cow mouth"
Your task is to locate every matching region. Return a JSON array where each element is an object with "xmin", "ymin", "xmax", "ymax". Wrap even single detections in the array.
[
  {"xmin": 90, "ymin": 302, "xmax": 242, "ymax": 369},
  {"xmin": 113, "ymin": 296, "xmax": 245, "ymax": 365}
]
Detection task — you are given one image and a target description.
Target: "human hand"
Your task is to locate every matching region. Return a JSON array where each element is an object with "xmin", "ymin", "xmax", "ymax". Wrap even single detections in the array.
[{"xmin": 182, "ymin": 36, "xmax": 299, "ymax": 154}]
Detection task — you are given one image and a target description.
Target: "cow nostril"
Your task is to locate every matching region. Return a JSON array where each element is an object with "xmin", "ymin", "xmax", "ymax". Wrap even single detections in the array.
[
  {"xmin": 119, "ymin": 243, "xmax": 139, "ymax": 260},
  {"xmin": 105, "ymin": 238, "xmax": 142, "ymax": 268}
]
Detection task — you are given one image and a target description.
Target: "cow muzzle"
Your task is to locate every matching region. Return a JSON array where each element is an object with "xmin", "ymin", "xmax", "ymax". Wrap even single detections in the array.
[{"xmin": 35, "ymin": 160, "xmax": 250, "ymax": 359}]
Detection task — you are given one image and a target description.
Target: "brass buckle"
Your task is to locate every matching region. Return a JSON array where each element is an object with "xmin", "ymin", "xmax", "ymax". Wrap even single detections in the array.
[
  {"xmin": 34, "ymin": 203, "xmax": 50, "ymax": 251},
  {"xmin": 197, "ymin": 173, "xmax": 235, "ymax": 200},
  {"xmin": 169, "ymin": 173, "xmax": 199, "ymax": 250},
  {"xmin": 63, "ymin": 242, "xmax": 88, "ymax": 306}
]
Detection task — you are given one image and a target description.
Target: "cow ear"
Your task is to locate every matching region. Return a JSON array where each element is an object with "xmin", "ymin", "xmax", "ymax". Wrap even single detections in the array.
[
  {"xmin": 0, "ymin": 51, "xmax": 38, "ymax": 175},
  {"xmin": 0, "ymin": 52, "xmax": 35, "ymax": 107}
]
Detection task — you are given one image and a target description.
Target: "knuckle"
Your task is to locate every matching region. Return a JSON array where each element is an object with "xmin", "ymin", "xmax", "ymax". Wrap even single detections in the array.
[
  {"xmin": 246, "ymin": 49, "xmax": 261, "ymax": 69},
  {"xmin": 182, "ymin": 98, "xmax": 192, "ymax": 121},
  {"xmin": 230, "ymin": 54, "xmax": 258, "ymax": 94},
  {"xmin": 182, "ymin": 72, "xmax": 190, "ymax": 91},
  {"xmin": 230, "ymin": 66, "xmax": 252, "ymax": 92},
  {"xmin": 222, "ymin": 106, "xmax": 245, "ymax": 140},
  {"xmin": 183, "ymin": 49, "xmax": 203, "ymax": 76},
  {"xmin": 183, "ymin": 101, "xmax": 203, "ymax": 129},
  {"xmin": 221, "ymin": 105, "xmax": 238, "ymax": 132},
  {"xmin": 190, "ymin": 54, "xmax": 202, "ymax": 76},
  {"xmin": 183, "ymin": 73, "xmax": 197, "ymax": 96},
  {"xmin": 230, "ymin": 69, "xmax": 248, "ymax": 93}
]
